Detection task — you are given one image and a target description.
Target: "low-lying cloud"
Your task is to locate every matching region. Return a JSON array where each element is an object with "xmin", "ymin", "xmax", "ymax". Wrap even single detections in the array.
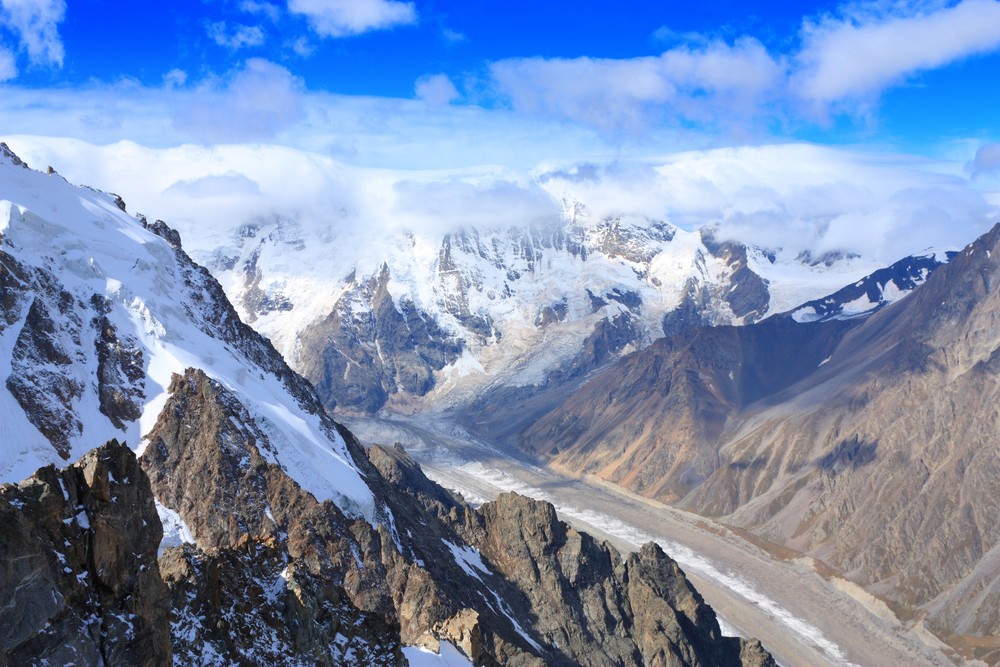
[{"xmin": 7, "ymin": 138, "xmax": 996, "ymax": 267}]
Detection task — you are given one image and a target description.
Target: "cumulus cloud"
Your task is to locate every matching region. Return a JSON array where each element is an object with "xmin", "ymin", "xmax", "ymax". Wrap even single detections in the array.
[
  {"xmin": 288, "ymin": 0, "xmax": 416, "ymax": 38},
  {"xmin": 414, "ymin": 73, "xmax": 460, "ymax": 107},
  {"xmin": 0, "ymin": 45, "xmax": 15, "ymax": 80},
  {"xmin": 489, "ymin": 37, "xmax": 783, "ymax": 135},
  {"xmin": 0, "ymin": 0, "xmax": 66, "ymax": 67},
  {"xmin": 206, "ymin": 21, "xmax": 267, "ymax": 50},
  {"xmin": 793, "ymin": 0, "xmax": 1000, "ymax": 107},
  {"xmin": 172, "ymin": 59, "xmax": 305, "ymax": 142},
  {"xmin": 969, "ymin": 142, "xmax": 1000, "ymax": 177},
  {"xmin": 487, "ymin": 2, "xmax": 1000, "ymax": 134}
]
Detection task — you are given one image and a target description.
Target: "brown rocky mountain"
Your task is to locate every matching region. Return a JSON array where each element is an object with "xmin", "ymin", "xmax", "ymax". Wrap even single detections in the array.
[
  {"xmin": 513, "ymin": 223, "xmax": 1000, "ymax": 662},
  {"xmin": 0, "ymin": 440, "xmax": 169, "ymax": 667},
  {"xmin": 2, "ymin": 405, "xmax": 776, "ymax": 666}
]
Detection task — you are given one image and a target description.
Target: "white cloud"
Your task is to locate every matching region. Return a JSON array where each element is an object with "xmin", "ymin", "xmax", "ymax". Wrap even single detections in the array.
[
  {"xmin": 288, "ymin": 35, "xmax": 314, "ymax": 57},
  {"xmin": 206, "ymin": 21, "xmax": 267, "ymax": 50},
  {"xmin": 163, "ymin": 68, "xmax": 187, "ymax": 89},
  {"xmin": 0, "ymin": 0, "xmax": 66, "ymax": 67},
  {"xmin": 485, "ymin": 2, "xmax": 1000, "ymax": 135},
  {"xmin": 240, "ymin": 0, "xmax": 281, "ymax": 22},
  {"xmin": 288, "ymin": 0, "xmax": 416, "ymax": 38},
  {"xmin": 172, "ymin": 59, "xmax": 305, "ymax": 142},
  {"xmin": 0, "ymin": 45, "xmax": 16, "ymax": 80},
  {"xmin": 415, "ymin": 73, "xmax": 460, "ymax": 107},
  {"xmin": 392, "ymin": 175, "xmax": 560, "ymax": 232},
  {"xmin": 163, "ymin": 172, "xmax": 263, "ymax": 198},
  {"xmin": 489, "ymin": 38, "xmax": 783, "ymax": 135},
  {"xmin": 536, "ymin": 144, "xmax": 997, "ymax": 261},
  {"xmin": 6, "ymin": 137, "xmax": 997, "ymax": 265},
  {"xmin": 794, "ymin": 0, "xmax": 1000, "ymax": 106},
  {"xmin": 442, "ymin": 27, "xmax": 466, "ymax": 44},
  {"xmin": 969, "ymin": 142, "xmax": 1000, "ymax": 177}
]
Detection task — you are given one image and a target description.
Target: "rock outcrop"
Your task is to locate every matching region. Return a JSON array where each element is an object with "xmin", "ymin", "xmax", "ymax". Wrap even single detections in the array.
[{"xmin": 0, "ymin": 440, "xmax": 169, "ymax": 666}]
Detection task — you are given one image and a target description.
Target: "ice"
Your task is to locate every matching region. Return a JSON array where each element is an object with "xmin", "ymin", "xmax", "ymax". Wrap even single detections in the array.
[
  {"xmin": 443, "ymin": 540, "xmax": 491, "ymax": 582},
  {"xmin": 156, "ymin": 501, "xmax": 195, "ymax": 555}
]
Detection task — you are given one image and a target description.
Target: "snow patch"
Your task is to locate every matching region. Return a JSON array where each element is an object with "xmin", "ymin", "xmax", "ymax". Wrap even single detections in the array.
[
  {"xmin": 156, "ymin": 500, "xmax": 195, "ymax": 555},
  {"xmin": 402, "ymin": 641, "xmax": 473, "ymax": 667}
]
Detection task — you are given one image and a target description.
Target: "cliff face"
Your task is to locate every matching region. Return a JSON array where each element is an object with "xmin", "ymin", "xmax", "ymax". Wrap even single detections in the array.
[{"xmin": 0, "ymin": 440, "xmax": 169, "ymax": 667}]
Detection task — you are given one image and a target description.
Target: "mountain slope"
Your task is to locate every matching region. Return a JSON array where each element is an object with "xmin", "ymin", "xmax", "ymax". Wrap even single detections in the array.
[
  {"xmin": 0, "ymin": 143, "xmax": 374, "ymax": 518},
  {"xmin": 517, "ymin": 222, "xmax": 1000, "ymax": 661},
  {"xmin": 187, "ymin": 204, "xmax": 908, "ymax": 415}
]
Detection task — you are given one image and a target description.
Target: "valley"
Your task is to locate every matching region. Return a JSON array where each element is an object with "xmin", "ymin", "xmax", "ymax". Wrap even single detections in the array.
[{"xmin": 343, "ymin": 412, "xmax": 957, "ymax": 667}]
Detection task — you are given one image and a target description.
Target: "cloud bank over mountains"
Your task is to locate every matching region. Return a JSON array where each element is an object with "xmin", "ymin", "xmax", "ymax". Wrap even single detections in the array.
[
  {"xmin": 7, "ymin": 137, "xmax": 996, "ymax": 266},
  {"xmin": 1, "ymin": 1, "xmax": 998, "ymax": 262}
]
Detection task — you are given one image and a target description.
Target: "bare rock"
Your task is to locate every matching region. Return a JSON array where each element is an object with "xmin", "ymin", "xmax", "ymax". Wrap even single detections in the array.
[{"xmin": 0, "ymin": 440, "xmax": 170, "ymax": 666}]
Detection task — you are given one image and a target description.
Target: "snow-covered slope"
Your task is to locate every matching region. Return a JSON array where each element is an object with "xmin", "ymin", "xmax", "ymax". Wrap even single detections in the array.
[
  {"xmin": 193, "ymin": 206, "xmax": 899, "ymax": 414},
  {"xmin": 0, "ymin": 144, "xmax": 374, "ymax": 517}
]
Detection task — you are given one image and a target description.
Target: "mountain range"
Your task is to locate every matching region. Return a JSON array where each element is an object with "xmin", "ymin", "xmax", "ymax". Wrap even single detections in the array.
[
  {"xmin": 4, "ymin": 137, "xmax": 999, "ymax": 664},
  {"xmin": 180, "ymin": 195, "xmax": 948, "ymax": 418},
  {"xmin": 0, "ymin": 145, "xmax": 778, "ymax": 665}
]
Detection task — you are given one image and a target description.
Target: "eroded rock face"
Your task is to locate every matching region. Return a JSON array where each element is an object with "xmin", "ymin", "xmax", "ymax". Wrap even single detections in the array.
[
  {"xmin": 369, "ymin": 444, "xmax": 776, "ymax": 667},
  {"xmin": 0, "ymin": 440, "xmax": 169, "ymax": 666},
  {"xmin": 161, "ymin": 537, "xmax": 404, "ymax": 667},
  {"xmin": 297, "ymin": 265, "xmax": 463, "ymax": 414}
]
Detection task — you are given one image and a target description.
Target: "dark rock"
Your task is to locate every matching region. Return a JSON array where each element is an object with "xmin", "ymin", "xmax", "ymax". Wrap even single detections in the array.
[{"xmin": 0, "ymin": 440, "xmax": 170, "ymax": 666}]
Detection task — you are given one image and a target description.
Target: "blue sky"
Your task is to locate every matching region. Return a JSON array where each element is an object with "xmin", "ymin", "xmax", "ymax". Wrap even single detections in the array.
[
  {"xmin": 1, "ymin": 1, "xmax": 999, "ymax": 260},
  {"xmin": 2, "ymin": 0, "xmax": 999, "ymax": 161}
]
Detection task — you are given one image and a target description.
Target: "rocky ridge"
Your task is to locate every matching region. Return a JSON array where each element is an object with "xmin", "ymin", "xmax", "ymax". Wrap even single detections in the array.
[{"xmin": 0, "ymin": 440, "xmax": 169, "ymax": 667}]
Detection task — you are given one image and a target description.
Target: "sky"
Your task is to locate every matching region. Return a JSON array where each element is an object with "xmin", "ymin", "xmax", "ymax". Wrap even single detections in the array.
[{"xmin": 1, "ymin": 0, "xmax": 1000, "ymax": 260}]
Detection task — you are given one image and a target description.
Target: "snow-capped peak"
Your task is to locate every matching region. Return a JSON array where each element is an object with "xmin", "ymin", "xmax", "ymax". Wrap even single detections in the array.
[{"xmin": 0, "ymin": 145, "xmax": 375, "ymax": 518}]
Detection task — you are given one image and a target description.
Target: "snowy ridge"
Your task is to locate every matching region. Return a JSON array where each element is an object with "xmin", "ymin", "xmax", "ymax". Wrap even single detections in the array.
[
  {"xmin": 193, "ymin": 208, "xmax": 890, "ymax": 412},
  {"xmin": 0, "ymin": 147, "xmax": 375, "ymax": 519},
  {"xmin": 787, "ymin": 249, "xmax": 956, "ymax": 323}
]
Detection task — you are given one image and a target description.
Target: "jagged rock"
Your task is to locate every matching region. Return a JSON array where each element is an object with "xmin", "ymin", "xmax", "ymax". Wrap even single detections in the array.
[
  {"xmin": 137, "ymin": 366, "xmax": 774, "ymax": 666},
  {"xmin": 0, "ymin": 440, "xmax": 170, "ymax": 666},
  {"xmin": 160, "ymin": 539, "xmax": 403, "ymax": 666},
  {"xmin": 368, "ymin": 444, "xmax": 775, "ymax": 667},
  {"xmin": 297, "ymin": 264, "xmax": 462, "ymax": 414}
]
